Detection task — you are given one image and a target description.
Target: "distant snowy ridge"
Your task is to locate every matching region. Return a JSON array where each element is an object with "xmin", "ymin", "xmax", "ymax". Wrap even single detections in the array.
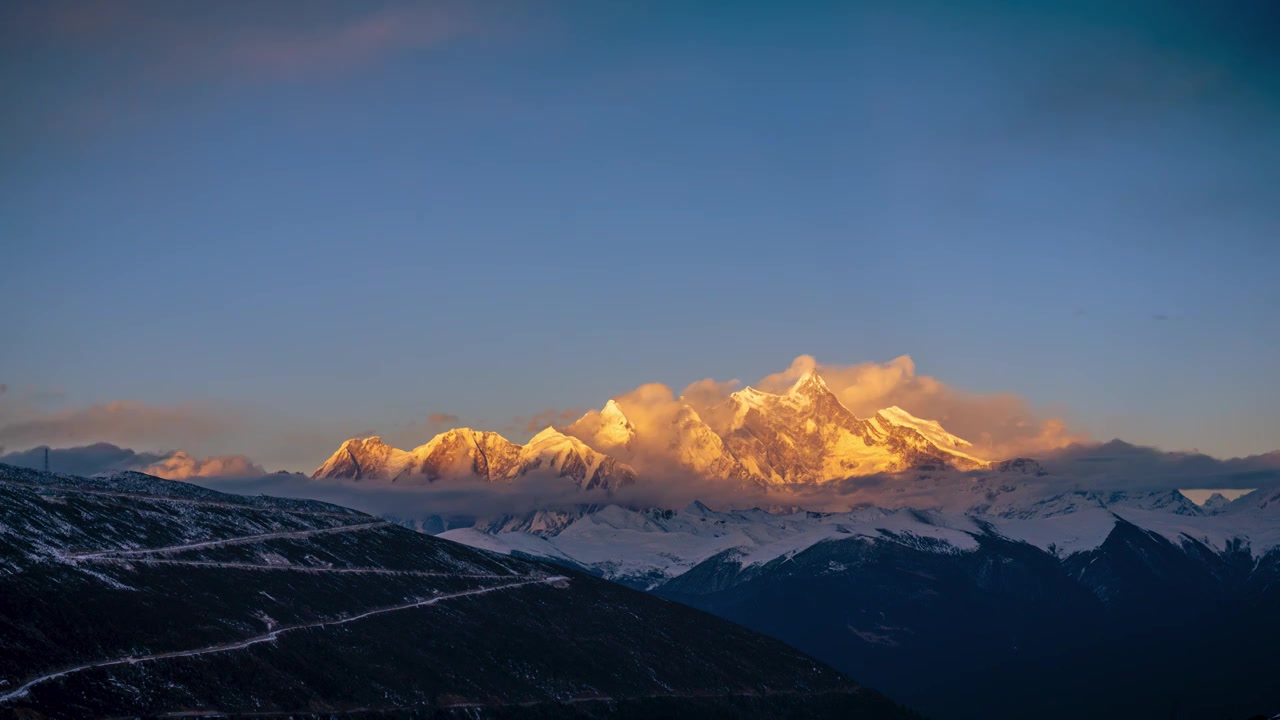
[{"xmin": 437, "ymin": 483, "xmax": 1280, "ymax": 589}]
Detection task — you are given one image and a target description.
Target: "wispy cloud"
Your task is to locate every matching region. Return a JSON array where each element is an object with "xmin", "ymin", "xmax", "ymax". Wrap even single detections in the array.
[
  {"xmin": 2, "ymin": 1, "xmax": 491, "ymax": 138},
  {"xmin": 427, "ymin": 412, "xmax": 461, "ymax": 426},
  {"xmin": 393, "ymin": 413, "xmax": 464, "ymax": 444},
  {"xmin": 136, "ymin": 450, "xmax": 264, "ymax": 479},
  {"xmin": 224, "ymin": 4, "xmax": 470, "ymax": 81},
  {"xmin": 0, "ymin": 387, "xmax": 356, "ymax": 471},
  {"xmin": 11, "ymin": 2, "xmax": 477, "ymax": 83},
  {"xmin": 0, "ymin": 399, "xmax": 235, "ymax": 452},
  {"xmin": 521, "ymin": 408, "xmax": 586, "ymax": 433}
]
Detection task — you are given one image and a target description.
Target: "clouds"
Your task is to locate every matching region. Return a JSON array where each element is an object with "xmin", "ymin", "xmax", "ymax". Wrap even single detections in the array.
[
  {"xmin": 0, "ymin": 399, "xmax": 235, "ymax": 453},
  {"xmin": 0, "ymin": 442, "xmax": 262, "ymax": 479},
  {"xmin": 0, "ymin": 390, "xmax": 291, "ymax": 473},
  {"xmin": 1036, "ymin": 440, "xmax": 1280, "ymax": 492},
  {"xmin": 202, "ymin": 471, "xmax": 620, "ymax": 525},
  {"xmin": 0, "ymin": 1, "xmax": 496, "ymax": 139},
  {"xmin": 757, "ymin": 355, "xmax": 1087, "ymax": 459},
  {"xmin": 575, "ymin": 354, "xmax": 1085, "ymax": 465},
  {"xmin": 135, "ymin": 451, "xmax": 264, "ymax": 480},
  {"xmin": 521, "ymin": 408, "xmax": 586, "ymax": 433},
  {"xmin": 401, "ymin": 412, "xmax": 463, "ymax": 439},
  {"xmin": 0, "ymin": 443, "xmax": 166, "ymax": 477},
  {"xmin": 6, "ymin": 436, "xmax": 1276, "ymax": 528},
  {"xmin": 193, "ymin": 439, "xmax": 1280, "ymax": 526},
  {"xmin": 427, "ymin": 412, "xmax": 461, "ymax": 426},
  {"xmin": 0, "ymin": 384, "xmax": 474, "ymax": 475},
  {"xmin": 678, "ymin": 378, "xmax": 742, "ymax": 409},
  {"xmin": 224, "ymin": 3, "xmax": 470, "ymax": 81},
  {"xmin": 9, "ymin": 1, "xmax": 478, "ymax": 84},
  {"xmin": 4, "ymin": 352, "xmax": 1268, "ymax": 513}
]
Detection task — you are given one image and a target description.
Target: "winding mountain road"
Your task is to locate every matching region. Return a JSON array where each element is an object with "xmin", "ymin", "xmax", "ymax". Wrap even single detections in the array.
[
  {"xmin": 0, "ymin": 575, "xmax": 569, "ymax": 704},
  {"xmin": 79, "ymin": 556, "xmax": 515, "ymax": 578},
  {"xmin": 68, "ymin": 520, "xmax": 390, "ymax": 559}
]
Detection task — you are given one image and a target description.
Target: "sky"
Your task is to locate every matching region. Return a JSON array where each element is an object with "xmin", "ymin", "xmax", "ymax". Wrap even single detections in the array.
[{"xmin": 2, "ymin": 0, "xmax": 1278, "ymax": 471}]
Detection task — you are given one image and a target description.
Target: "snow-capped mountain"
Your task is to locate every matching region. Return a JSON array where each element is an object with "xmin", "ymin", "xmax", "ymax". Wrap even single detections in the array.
[
  {"xmin": 565, "ymin": 396, "xmax": 761, "ymax": 486},
  {"xmin": 667, "ymin": 404, "xmax": 762, "ymax": 484},
  {"xmin": 316, "ymin": 370, "xmax": 987, "ymax": 491},
  {"xmin": 441, "ymin": 502, "xmax": 984, "ymax": 589},
  {"xmin": 565, "ymin": 399, "xmax": 636, "ymax": 453},
  {"xmin": 709, "ymin": 371, "xmax": 988, "ymax": 483},
  {"xmin": 313, "ymin": 427, "xmax": 636, "ymax": 490},
  {"xmin": 435, "ymin": 485, "xmax": 1280, "ymax": 720},
  {"xmin": 1201, "ymin": 492, "xmax": 1232, "ymax": 513},
  {"xmin": 563, "ymin": 370, "xmax": 988, "ymax": 487},
  {"xmin": 875, "ymin": 405, "xmax": 980, "ymax": 456},
  {"xmin": 435, "ymin": 479, "xmax": 1280, "ymax": 591}
]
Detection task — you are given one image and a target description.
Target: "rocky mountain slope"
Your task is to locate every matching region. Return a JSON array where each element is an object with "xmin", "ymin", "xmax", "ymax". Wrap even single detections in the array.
[{"xmin": 0, "ymin": 463, "xmax": 915, "ymax": 719}]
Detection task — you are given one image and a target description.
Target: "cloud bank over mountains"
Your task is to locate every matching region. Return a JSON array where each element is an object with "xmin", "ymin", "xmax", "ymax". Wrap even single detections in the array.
[
  {"xmin": 756, "ymin": 355, "xmax": 1085, "ymax": 459},
  {"xmin": 569, "ymin": 354, "xmax": 1084, "ymax": 472},
  {"xmin": 187, "ymin": 439, "xmax": 1280, "ymax": 527},
  {"xmin": 2, "ymin": 354, "xmax": 1274, "ymax": 510},
  {"xmin": 0, "ymin": 443, "xmax": 263, "ymax": 480},
  {"xmin": 3, "ymin": 354, "xmax": 1080, "ymax": 471},
  {"xmin": 3, "ymin": 440, "xmax": 1278, "ymax": 524},
  {"xmin": 0, "ymin": 390, "xmax": 264, "ymax": 479},
  {"xmin": 0, "ymin": 395, "xmax": 236, "ymax": 456}
]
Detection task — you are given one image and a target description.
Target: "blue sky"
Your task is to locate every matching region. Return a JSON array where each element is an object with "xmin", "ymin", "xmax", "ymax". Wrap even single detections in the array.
[{"xmin": 2, "ymin": 1, "xmax": 1278, "ymax": 469}]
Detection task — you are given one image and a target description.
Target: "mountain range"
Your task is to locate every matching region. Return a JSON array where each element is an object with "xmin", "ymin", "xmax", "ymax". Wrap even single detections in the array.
[
  {"xmin": 313, "ymin": 371, "xmax": 988, "ymax": 488},
  {"xmin": 12, "ymin": 368, "xmax": 1275, "ymax": 718},
  {"xmin": 313, "ymin": 426, "xmax": 638, "ymax": 490},
  {"xmin": 296, "ymin": 369, "xmax": 1280, "ymax": 718},
  {"xmin": 432, "ymin": 483, "xmax": 1280, "ymax": 720}
]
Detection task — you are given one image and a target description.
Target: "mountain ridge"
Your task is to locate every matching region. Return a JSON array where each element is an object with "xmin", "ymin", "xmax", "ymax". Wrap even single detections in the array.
[
  {"xmin": 312, "ymin": 426, "xmax": 637, "ymax": 490},
  {"xmin": 315, "ymin": 372, "xmax": 990, "ymax": 488},
  {"xmin": 434, "ymin": 483, "xmax": 1280, "ymax": 719}
]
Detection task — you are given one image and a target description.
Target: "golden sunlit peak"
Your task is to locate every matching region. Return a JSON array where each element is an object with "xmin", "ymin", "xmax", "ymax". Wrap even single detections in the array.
[{"xmin": 787, "ymin": 369, "xmax": 830, "ymax": 396}]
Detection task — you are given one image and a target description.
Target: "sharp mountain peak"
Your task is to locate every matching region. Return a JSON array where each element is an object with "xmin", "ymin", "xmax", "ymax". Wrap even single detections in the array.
[{"xmin": 315, "ymin": 371, "xmax": 989, "ymax": 488}]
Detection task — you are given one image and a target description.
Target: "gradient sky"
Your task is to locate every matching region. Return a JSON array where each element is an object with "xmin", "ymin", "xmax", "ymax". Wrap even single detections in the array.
[{"xmin": 2, "ymin": 0, "xmax": 1278, "ymax": 469}]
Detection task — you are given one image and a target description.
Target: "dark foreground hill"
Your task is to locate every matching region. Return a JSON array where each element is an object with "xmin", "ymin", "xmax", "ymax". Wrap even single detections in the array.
[{"xmin": 0, "ymin": 464, "xmax": 914, "ymax": 719}]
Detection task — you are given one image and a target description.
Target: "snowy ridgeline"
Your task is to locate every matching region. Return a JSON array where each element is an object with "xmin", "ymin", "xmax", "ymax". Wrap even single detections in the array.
[
  {"xmin": 432, "ymin": 485, "xmax": 1280, "ymax": 589},
  {"xmin": 312, "ymin": 370, "xmax": 995, "ymax": 489}
]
